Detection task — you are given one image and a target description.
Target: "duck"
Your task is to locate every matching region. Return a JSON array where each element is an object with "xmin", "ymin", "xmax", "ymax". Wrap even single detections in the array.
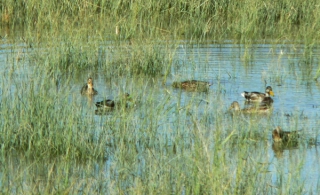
[
  {"xmin": 95, "ymin": 99, "xmax": 115, "ymax": 109},
  {"xmin": 241, "ymin": 86, "xmax": 274, "ymax": 102},
  {"xmin": 272, "ymin": 126, "xmax": 299, "ymax": 143},
  {"xmin": 172, "ymin": 80, "xmax": 211, "ymax": 92},
  {"xmin": 229, "ymin": 101, "xmax": 272, "ymax": 114},
  {"xmin": 81, "ymin": 78, "xmax": 98, "ymax": 95},
  {"xmin": 95, "ymin": 93, "xmax": 132, "ymax": 109}
]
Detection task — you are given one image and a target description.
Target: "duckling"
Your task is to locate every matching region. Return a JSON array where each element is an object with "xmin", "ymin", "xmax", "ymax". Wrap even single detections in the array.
[
  {"xmin": 229, "ymin": 101, "xmax": 272, "ymax": 114},
  {"xmin": 81, "ymin": 78, "xmax": 98, "ymax": 95},
  {"xmin": 172, "ymin": 80, "xmax": 211, "ymax": 92},
  {"xmin": 241, "ymin": 86, "xmax": 274, "ymax": 102}
]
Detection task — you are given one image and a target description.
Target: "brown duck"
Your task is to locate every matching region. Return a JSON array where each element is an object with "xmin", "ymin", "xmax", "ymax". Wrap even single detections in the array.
[
  {"xmin": 272, "ymin": 126, "xmax": 299, "ymax": 143},
  {"xmin": 81, "ymin": 78, "xmax": 98, "ymax": 95},
  {"xmin": 172, "ymin": 80, "xmax": 211, "ymax": 92},
  {"xmin": 229, "ymin": 101, "xmax": 272, "ymax": 114}
]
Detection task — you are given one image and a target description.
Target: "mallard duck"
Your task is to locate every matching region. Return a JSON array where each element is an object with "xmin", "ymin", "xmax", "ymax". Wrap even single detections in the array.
[
  {"xmin": 241, "ymin": 86, "xmax": 274, "ymax": 102},
  {"xmin": 272, "ymin": 126, "xmax": 299, "ymax": 143},
  {"xmin": 95, "ymin": 93, "xmax": 131, "ymax": 109},
  {"xmin": 172, "ymin": 80, "xmax": 211, "ymax": 92},
  {"xmin": 95, "ymin": 99, "xmax": 115, "ymax": 109},
  {"xmin": 81, "ymin": 78, "xmax": 98, "ymax": 95},
  {"xmin": 229, "ymin": 101, "xmax": 272, "ymax": 113}
]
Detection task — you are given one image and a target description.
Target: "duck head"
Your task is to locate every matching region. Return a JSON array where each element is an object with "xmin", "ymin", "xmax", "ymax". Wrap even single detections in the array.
[{"xmin": 266, "ymin": 86, "xmax": 274, "ymax": 96}]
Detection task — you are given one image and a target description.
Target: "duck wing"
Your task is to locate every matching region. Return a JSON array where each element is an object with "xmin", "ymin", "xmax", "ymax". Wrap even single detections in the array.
[
  {"xmin": 241, "ymin": 91, "xmax": 265, "ymax": 101},
  {"xmin": 80, "ymin": 84, "xmax": 88, "ymax": 95}
]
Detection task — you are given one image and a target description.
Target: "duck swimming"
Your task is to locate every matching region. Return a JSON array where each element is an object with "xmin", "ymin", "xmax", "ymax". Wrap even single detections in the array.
[
  {"xmin": 95, "ymin": 93, "xmax": 132, "ymax": 109},
  {"xmin": 272, "ymin": 126, "xmax": 299, "ymax": 143},
  {"xmin": 241, "ymin": 86, "xmax": 274, "ymax": 102},
  {"xmin": 81, "ymin": 78, "xmax": 98, "ymax": 95},
  {"xmin": 172, "ymin": 80, "xmax": 211, "ymax": 92},
  {"xmin": 229, "ymin": 101, "xmax": 272, "ymax": 114}
]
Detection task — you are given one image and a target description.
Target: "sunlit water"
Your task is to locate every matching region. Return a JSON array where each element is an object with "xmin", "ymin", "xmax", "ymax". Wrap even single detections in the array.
[{"xmin": 1, "ymin": 41, "xmax": 320, "ymax": 193}]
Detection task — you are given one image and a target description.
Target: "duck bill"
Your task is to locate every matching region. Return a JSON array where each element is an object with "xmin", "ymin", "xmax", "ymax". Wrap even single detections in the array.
[{"xmin": 269, "ymin": 91, "xmax": 274, "ymax": 96}]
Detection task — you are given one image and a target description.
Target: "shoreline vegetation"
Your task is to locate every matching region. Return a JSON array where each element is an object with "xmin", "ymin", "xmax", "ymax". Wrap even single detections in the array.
[
  {"xmin": 1, "ymin": 0, "xmax": 320, "ymax": 42},
  {"xmin": 0, "ymin": 1, "xmax": 319, "ymax": 194}
]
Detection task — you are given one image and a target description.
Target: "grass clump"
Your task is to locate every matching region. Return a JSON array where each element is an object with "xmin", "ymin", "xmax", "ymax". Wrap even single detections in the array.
[
  {"xmin": 0, "ymin": 67, "xmax": 311, "ymax": 193},
  {"xmin": 2, "ymin": 0, "xmax": 320, "ymax": 41},
  {"xmin": 55, "ymin": 44, "xmax": 99, "ymax": 72},
  {"xmin": 29, "ymin": 42, "xmax": 101, "ymax": 75},
  {"xmin": 0, "ymin": 0, "xmax": 317, "ymax": 194},
  {"xmin": 105, "ymin": 43, "xmax": 172, "ymax": 77},
  {"xmin": 0, "ymin": 74, "xmax": 105, "ymax": 160}
]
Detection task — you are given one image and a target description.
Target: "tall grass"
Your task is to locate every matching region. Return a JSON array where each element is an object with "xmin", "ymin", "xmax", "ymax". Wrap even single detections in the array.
[
  {"xmin": 0, "ymin": 73, "xmax": 105, "ymax": 160},
  {"xmin": 0, "ymin": 0, "xmax": 318, "ymax": 194},
  {"xmin": 2, "ymin": 0, "xmax": 320, "ymax": 41},
  {"xmin": 0, "ymin": 62, "xmax": 312, "ymax": 194},
  {"xmin": 0, "ymin": 74, "xmax": 309, "ymax": 193}
]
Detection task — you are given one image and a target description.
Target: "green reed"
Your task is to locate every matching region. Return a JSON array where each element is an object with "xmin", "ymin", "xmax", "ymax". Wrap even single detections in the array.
[
  {"xmin": 0, "ymin": 61, "xmax": 110, "ymax": 160},
  {"xmin": 2, "ymin": 0, "xmax": 320, "ymax": 42},
  {"xmin": 102, "ymin": 43, "xmax": 172, "ymax": 77},
  {"xmin": 0, "ymin": 66, "xmax": 310, "ymax": 194},
  {"xmin": 0, "ymin": 0, "xmax": 317, "ymax": 193}
]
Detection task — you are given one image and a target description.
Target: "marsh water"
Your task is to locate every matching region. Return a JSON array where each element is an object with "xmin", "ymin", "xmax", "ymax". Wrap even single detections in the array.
[{"xmin": 1, "ymin": 41, "xmax": 320, "ymax": 193}]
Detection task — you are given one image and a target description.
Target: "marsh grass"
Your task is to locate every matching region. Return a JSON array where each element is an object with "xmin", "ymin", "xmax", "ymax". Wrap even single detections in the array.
[
  {"xmin": 0, "ymin": 70, "xmax": 107, "ymax": 160},
  {"xmin": 2, "ymin": 0, "xmax": 320, "ymax": 42},
  {"xmin": 0, "ymin": 40, "xmax": 317, "ymax": 194},
  {"xmin": 0, "ymin": 0, "xmax": 319, "ymax": 193},
  {"xmin": 104, "ymin": 43, "xmax": 171, "ymax": 77},
  {"xmin": 24, "ymin": 37, "xmax": 172, "ymax": 80},
  {"xmin": 0, "ymin": 68, "xmax": 312, "ymax": 194}
]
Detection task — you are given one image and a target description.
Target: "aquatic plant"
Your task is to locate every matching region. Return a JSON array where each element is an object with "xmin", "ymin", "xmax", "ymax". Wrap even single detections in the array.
[
  {"xmin": 105, "ymin": 43, "xmax": 171, "ymax": 77},
  {"xmin": 0, "ymin": 56, "xmax": 312, "ymax": 194},
  {"xmin": 0, "ymin": 0, "xmax": 318, "ymax": 193}
]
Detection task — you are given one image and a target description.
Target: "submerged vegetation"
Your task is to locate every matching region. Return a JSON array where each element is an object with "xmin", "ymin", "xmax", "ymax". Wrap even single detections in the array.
[{"xmin": 0, "ymin": 0, "xmax": 319, "ymax": 194}]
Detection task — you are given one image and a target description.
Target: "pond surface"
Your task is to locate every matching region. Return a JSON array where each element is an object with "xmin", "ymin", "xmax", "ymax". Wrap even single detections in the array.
[
  {"xmin": 171, "ymin": 43, "xmax": 320, "ymax": 193},
  {"xmin": 1, "ymin": 40, "xmax": 320, "ymax": 193}
]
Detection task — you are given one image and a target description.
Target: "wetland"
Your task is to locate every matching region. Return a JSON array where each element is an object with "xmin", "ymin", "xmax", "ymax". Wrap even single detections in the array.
[{"xmin": 1, "ymin": 0, "xmax": 320, "ymax": 194}]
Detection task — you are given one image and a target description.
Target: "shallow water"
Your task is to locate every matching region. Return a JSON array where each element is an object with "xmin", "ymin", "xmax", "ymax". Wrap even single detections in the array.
[
  {"xmin": 171, "ymin": 43, "xmax": 320, "ymax": 193},
  {"xmin": 1, "ymin": 41, "xmax": 320, "ymax": 193}
]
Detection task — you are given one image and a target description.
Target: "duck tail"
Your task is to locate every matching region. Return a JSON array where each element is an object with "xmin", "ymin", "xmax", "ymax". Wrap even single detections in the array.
[{"xmin": 241, "ymin": 92, "xmax": 247, "ymax": 98}]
